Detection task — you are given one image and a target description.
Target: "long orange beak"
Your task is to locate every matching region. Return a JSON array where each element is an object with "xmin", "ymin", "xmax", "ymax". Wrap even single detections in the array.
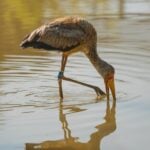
[{"xmin": 105, "ymin": 75, "xmax": 116, "ymax": 100}]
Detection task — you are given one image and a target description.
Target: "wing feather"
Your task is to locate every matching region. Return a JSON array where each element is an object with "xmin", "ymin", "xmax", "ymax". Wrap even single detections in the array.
[
  {"xmin": 20, "ymin": 17, "xmax": 86, "ymax": 51},
  {"xmin": 37, "ymin": 23, "xmax": 85, "ymax": 50}
]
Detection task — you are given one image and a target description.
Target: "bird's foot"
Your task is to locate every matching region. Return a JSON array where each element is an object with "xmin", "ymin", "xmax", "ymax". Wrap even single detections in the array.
[
  {"xmin": 96, "ymin": 94, "xmax": 106, "ymax": 100},
  {"xmin": 94, "ymin": 86, "xmax": 106, "ymax": 100},
  {"xmin": 57, "ymin": 71, "xmax": 64, "ymax": 79}
]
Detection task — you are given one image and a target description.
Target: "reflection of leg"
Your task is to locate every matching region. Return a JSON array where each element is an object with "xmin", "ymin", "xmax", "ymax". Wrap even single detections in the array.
[
  {"xmin": 59, "ymin": 101, "xmax": 72, "ymax": 140},
  {"xmin": 58, "ymin": 54, "xmax": 68, "ymax": 99},
  {"xmin": 62, "ymin": 76, "xmax": 105, "ymax": 98}
]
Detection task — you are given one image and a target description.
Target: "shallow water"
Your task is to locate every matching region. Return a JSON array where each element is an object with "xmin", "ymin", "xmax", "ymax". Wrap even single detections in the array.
[{"xmin": 0, "ymin": 0, "xmax": 150, "ymax": 150}]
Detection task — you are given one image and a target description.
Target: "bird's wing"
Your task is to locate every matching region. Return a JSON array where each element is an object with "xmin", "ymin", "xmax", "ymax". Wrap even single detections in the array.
[{"xmin": 27, "ymin": 23, "xmax": 85, "ymax": 50}]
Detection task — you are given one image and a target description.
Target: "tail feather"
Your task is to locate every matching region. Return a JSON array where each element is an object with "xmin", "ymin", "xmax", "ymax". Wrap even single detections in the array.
[
  {"xmin": 20, "ymin": 30, "xmax": 40, "ymax": 48},
  {"xmin": 20, "ymin": 40, "xmax": 31, "ymax": 48},
  {"xmin": 20, "ymin": 29, "xmax": 60, "ymax": 51},
  {"xmin": 20, "ymin": 35, "xmax": 58, "ymax": 51}
]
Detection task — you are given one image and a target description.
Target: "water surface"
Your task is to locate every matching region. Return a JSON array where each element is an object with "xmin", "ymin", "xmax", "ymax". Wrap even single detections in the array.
[{"xmin": 0, "ymin": 0, "xmax": 150, "ymax": 150}]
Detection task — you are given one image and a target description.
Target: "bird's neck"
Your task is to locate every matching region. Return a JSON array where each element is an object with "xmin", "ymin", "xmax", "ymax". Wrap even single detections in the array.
[{"xmin": 85, "ymin": 49, "xmax": 112, "ymax": 78}]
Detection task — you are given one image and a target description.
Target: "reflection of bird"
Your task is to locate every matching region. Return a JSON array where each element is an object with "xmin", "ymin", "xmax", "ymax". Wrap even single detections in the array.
[
  {"xmin": 20, "ymin": 16, "xmax": 116, "ymax": 100},
  {"xmin": 25, "ymin": 99, "xmax": 116, "ymax": 150}
]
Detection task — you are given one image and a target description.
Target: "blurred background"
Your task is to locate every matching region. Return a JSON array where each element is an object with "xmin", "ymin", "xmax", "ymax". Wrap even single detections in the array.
[{"xmin": 0, "ymin": 0, "xmax": 149, "ymax": 55}]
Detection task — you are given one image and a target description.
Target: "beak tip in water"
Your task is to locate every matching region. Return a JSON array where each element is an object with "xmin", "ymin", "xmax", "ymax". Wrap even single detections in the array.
[{"xmin": 105, "ymin": 75, "xmax": 116, "ymax": 101}]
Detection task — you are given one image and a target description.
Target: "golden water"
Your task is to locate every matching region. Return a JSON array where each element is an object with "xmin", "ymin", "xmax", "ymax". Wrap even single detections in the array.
[{"xmin": 0, "ymin": 0, "xmax": 150, "ymax": 150}]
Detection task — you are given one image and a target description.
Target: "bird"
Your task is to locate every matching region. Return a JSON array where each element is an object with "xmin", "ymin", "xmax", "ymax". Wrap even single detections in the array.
[{"xmin": 20, "ymin": 16, "xmax": 116, "ymax": 100}]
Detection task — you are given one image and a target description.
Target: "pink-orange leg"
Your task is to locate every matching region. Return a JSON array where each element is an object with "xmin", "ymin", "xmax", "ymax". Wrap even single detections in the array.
[
  {"xmin": 58, "ymin": 54, "xmax": 106, "ymax": 99},
  {"xmin": 58, "ymin": 54, "xmax": 68, "ymax": 99}
]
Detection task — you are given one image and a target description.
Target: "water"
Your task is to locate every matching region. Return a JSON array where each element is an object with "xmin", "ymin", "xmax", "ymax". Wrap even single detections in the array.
[{"xmin": 0, "ymin": 0, "xmax": 150, "ymax": 150}]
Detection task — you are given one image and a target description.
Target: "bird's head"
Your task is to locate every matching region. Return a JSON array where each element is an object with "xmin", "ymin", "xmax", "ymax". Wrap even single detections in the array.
[{"xmin": 102, "ymin": 64, "xmax": 116, "ymax": 101}]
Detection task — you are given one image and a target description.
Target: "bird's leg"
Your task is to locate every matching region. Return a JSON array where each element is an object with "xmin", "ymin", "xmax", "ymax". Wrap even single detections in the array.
[
  {"xmin": 62, "ymin": 76, "xmax": 105, "ymax": 98},
  {"xmin": 58, "ymin": 54, "xmax": 105, "ymax": 99},
  {"xmin": 58, "ymin": 54, "xmax": 68, "ymax": 99}
]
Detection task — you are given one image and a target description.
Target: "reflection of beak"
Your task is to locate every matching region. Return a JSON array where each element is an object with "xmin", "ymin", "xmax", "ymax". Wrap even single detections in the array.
[{"xmin": 105, "ymin": 76, "xmax": 116, "ymax": 100}]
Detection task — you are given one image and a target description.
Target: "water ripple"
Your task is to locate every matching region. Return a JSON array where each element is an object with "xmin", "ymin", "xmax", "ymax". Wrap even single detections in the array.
[{"xmin": 0, "ymin": 45, "xmax": 150, "ymax": 111}]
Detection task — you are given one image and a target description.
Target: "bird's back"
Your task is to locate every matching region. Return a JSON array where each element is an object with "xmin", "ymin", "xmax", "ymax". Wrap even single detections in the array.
[{"xmin": 20, "ymin": 16, "xmax": 97, "ymax": 52}]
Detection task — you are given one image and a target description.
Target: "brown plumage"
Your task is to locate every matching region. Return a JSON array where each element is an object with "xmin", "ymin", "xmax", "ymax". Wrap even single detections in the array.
[
  {"xmin": 20, "ymin": 16, "xmax": 91, "ymax": 52},
  {"xmin": 20, "ymin": 16, "xmax": 116, "ymax": 100}
]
